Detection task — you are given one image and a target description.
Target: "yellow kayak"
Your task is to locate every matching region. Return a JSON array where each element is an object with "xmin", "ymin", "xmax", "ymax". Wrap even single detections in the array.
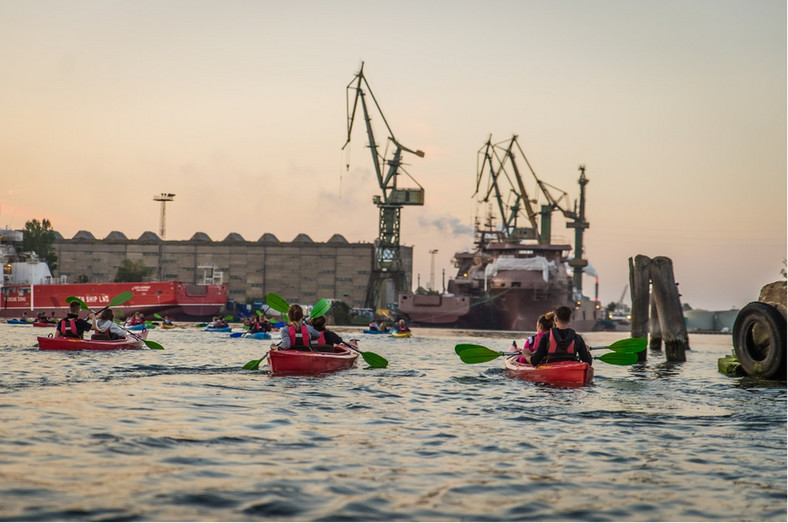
[{"xmin": 391, "ymin": 331, "xmax": 412, "ymax": 338}]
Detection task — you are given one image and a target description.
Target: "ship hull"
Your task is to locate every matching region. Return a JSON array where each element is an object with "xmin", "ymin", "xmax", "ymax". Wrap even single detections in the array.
[{"xmin": 0, "ymin": 281, "xmax": 227, "ymax": 321}]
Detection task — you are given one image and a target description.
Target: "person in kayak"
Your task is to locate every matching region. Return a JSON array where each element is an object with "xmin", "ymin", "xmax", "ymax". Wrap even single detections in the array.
[
  {"xmin": 524, "ymin": 305, "xmax": 593, "ymax": 366},
  {"xmin": 55, "ymin": 301, "xmax": 94, "ymax": 338},
  {"xmin": 309, "ymin": 315, "xmax": 344, "ymax": 347},
  {"xmin": 89, "ymin": 308, "xmax": 131, "ymax": 340},
  {"xmin": 275, "ymin": 304, "xmax": 320, "ymax": 350},
  {"xmin": 517, "ymin": 311, "xmax": 555, "ymax": 363}
]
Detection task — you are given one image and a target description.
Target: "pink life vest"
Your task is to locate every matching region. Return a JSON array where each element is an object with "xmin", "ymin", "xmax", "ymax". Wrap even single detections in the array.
[
  {"xmin": 287, "ymin": 324, "xmax": 311, "ymax": 348},
  {"xmin": 58, "ymin": 318, "xmax": 78, "ymax": 337}
]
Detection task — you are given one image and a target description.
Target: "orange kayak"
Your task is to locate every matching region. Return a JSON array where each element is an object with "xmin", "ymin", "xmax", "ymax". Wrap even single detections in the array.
[
  {"xmin": 38, "ymin": 331, "xmax": 148, "ymax": 351},
  {"xmin": 268, "ymin": 345, "xmax": 358, "ymax": 374}
]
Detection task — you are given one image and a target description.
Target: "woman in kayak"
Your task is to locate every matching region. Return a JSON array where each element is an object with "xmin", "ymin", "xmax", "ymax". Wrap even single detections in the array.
[
  {"xmin": 517, "ymin": 311, "xmax": 555, "ymax": 363},
  {"xmin": 524, "ymin": 305, "xmax": 593, "ymax": 366},
  {"xmin": 276, "ymin": 304, "xmax": 320, "ymax": 350}
]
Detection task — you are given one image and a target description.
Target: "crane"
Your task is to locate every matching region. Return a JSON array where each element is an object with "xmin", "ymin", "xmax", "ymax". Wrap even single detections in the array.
[
  {"xmin": 153, "ymin": 193, "xmax": 175, "ymax": 239},
  {"xmin": 343, "ymin": 62, "xmax": 425, "ymax": 309},
  {"xmin": 475, "ymin": 135, "xmax": 590, "ymax": 295}
]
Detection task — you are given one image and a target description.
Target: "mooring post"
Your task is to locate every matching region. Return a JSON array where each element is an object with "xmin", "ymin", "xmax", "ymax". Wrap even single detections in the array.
[
  {"xmin": 629, "ymin": 254, "xmax": 651, "ymax": 362},
  {"xmin": 649, "ymin": 256, "xmax": 689, "ymax": 362},
  {"xmin": 649, "ymin": 294, "xmax": 662, "ymax": 351}
]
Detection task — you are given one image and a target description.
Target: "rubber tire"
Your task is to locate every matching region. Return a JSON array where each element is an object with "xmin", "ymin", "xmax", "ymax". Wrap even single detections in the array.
[{"xmin": 732, "ymin": 302, "xmax": 786, "ymax": 379}]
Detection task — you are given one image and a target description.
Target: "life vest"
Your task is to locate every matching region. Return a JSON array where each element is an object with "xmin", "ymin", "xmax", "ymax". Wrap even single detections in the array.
[
  {"xmin": 94, "ymin": 322, "xmax": 120, "ymax": 340},
  {"xmin": 546, "ymin": 328, "xmax": 575, "ymax": 361},
  {"xmin": 58, "ymin": 318, "xmax": 79, "ymax": 338},
  {"xmin": 524, "ymin": 331, "xmax": 546, "ymax": 351},
  {"xmin": 287, "ymin": 324, "xmax": 311, "ymax": 348},
  {"xmin": 314, "ymin": 331, "xmax": 326, "ymax": 345}
]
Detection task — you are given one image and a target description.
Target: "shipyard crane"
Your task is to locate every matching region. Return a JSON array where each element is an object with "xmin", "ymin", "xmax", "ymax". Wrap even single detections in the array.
[
  {"xmin": 477, "ymin": 135, "xmax": 591, "ymax": 295},
  {"xmin": 475, "ymin": 135, "xmax": 526, "ymax": 240},
  {"xmin": 343, "ymin": 62, "xmax": 425, "ymax": 309}
]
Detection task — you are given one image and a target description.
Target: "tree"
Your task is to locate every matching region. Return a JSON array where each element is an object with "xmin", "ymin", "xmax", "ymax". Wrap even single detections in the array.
[
  {"xmin": 114, "ymin": 258, "xmax": 153, "ymax": 282},
  {"xmin": 21, "ymin": 218, "xmax": 58, "ymax": 272},
  {"xmin": 328, "ymin": 301, "xmax": 351, "ymax": 325}
]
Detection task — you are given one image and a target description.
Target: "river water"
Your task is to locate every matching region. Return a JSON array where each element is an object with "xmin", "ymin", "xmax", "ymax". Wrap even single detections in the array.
[{"xmin": 0, "ymin": 323, "xmax": 785, "ymax": 521}]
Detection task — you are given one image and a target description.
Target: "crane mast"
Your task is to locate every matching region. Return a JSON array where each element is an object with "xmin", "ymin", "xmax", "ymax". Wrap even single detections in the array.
[{"xmin": 343, "ymin": 63, "xmax": 425, "ymax": 309}]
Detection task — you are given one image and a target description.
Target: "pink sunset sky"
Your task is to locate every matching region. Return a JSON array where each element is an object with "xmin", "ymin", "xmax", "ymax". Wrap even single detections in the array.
[{"xmin": 1, "ymin": 0, "xmax": 785, "ymax": 311}]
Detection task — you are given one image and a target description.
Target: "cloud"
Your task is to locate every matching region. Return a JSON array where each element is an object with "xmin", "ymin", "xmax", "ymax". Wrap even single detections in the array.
[{"xmin": 418, "ymin": 215, "xmax": 474, "ymax": 236}]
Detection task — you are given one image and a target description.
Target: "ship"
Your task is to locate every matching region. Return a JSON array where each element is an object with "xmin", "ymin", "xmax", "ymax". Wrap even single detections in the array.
[
  {"xmin": 398, "ymin": 135, "xmax": 603, "ymax": 332},
  {"xmin": 0, "ymin": 229, "xmax": 228, "ymax": 321}
]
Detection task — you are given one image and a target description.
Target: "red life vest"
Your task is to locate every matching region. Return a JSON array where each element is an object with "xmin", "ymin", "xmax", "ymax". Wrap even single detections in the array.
[
  {"xmin": 316, "ymin": 331, "xmax": 326, "ymax": 345},
  {"xmin": 287, "ymin": 324, "xmax": 311, "ymax": 348},
  {"xmin": 58, "ymin": 318, "xmax": 79, "ymax": 338},
  {"xmin": 547, "ymin": 329, "xmax": 575, "ymax": 360}
]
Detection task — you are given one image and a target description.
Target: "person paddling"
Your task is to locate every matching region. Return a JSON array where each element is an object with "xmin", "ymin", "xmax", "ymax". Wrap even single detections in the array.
[
  {"xmin": 89, "ymin": 308, "xmax": 130, "ymax": 340},
  {"xmin": 55, "ymin": 301, "xmax": 94, "ymax": 339},
  {"xmin": 517, "ymin": 311, "xmax": 555, "ymax": 363},
  {"xmin": 274, "ymin": 304, "xmax": 320, "ymax": 350},
  {"xmin": 524, "ymin": 305, "xmax": 593, "ymax": 366}
]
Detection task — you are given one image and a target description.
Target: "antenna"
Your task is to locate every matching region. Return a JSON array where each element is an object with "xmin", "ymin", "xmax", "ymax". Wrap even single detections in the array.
[{"xmin": 153, "ymin": 193, "xmax": 175, "ymax": 239}]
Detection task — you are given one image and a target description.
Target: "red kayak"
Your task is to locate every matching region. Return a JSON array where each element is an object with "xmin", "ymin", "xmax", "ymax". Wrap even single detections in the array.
[
  {"xmin": 268, "ymin": 345, "xmax": 358, "ymax": 375},
  {"xmin": 33, "ymin": 321, "xmax": 56, "ymax": 327},
  {"xmin": 38, "ymin": 331, "xmax": 148, "ymax": 351},
  {"xmin": 504, "ymin": 355, "xmax": 593, "ymax": 385}
]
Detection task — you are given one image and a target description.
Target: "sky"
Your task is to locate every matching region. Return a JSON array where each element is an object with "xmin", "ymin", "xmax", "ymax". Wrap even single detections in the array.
[{"xmin": 0, "ymin": 0, "xmax": 785, "ymax": 311}]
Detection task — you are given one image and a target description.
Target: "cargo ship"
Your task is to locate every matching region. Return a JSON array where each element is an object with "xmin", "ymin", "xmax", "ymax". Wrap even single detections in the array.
[
  {"xmin": 398, "ymin": 136, "xmax": 603, "ymax": 332},
  {"xmin": 1, "ymin": 230, "xmax": 227, "ymax": 321}
]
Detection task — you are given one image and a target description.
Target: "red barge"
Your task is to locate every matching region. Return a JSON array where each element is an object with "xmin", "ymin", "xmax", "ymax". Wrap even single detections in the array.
[{"xmin": 1, "ymin": 229, "xmax": 227, "ymax": 321}]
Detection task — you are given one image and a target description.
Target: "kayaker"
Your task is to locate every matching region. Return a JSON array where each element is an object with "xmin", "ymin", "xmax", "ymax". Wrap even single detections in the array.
[
  {"xmin": 518, "ymin": 311, "xmax": 555, "ymax": 363},
  {"xmin": 275, "ymin": 304, "xmax": 320, "ymax": 350},
  {"xmin": 396, "ymin": 319, "xmax": 410, "ymax": 333},
  {"xmin": 89, "ymin": 308, "xmax": 130, "ymax": 340},
  {"xmin": 163, "ymin": 316, "xmax": 174, "ymax": 326},
  {"xmin": 309, "ymin": 315, "xmax": 344, "ymax": 347},
  {"xmin": 524, "ymin": 305, "xmax": 593, "ymax": 366},
  {"xmin": 55, "ymin": 301, "xmax": 94, "ymax": 339}
]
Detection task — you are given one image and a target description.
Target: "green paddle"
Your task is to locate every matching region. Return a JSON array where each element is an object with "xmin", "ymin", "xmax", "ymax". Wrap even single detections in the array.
[
  {"xmin": 66, "ymin": 293, "xmax": 164, "ymax": 351},
  {"xmin": 265, "ymin": 292, "xmax": 290, "ymax": 314},
  {"xmin": 243, "ymin": 350, "xmax": 270, "ymax": 370},
  {"xmin": 343, "ymin": 340, "xmax": 388, "ymax": 368},
  {"xmin": 454, "ymin": 343, "xmax": 640, "ymax": 366},
  {"xmin": 310, "ymin": 298, "xmax": 331, "ymax": 319},
  {"xmin": 589, "ymin": 337, "xmax": 647, "ymax": 353}
]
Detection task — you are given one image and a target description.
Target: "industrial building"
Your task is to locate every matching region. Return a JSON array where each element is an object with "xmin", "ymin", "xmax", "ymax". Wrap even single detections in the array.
[{"xmin": 51, "ymin": 230, "xmax": 413, "ymax": 309}]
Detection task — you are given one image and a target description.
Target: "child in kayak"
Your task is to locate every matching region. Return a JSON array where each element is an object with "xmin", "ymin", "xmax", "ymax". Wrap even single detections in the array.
[
  {"xmin": 524, "ymin": 305, "xmax": 593, "ymax": 366},
  {"xmin": 309, "ymin": 315, "xmax": 344, "ymax": 347},
  {"xmin": 518, "ymin": 311, "xmax": 555, "ymax": 363}
]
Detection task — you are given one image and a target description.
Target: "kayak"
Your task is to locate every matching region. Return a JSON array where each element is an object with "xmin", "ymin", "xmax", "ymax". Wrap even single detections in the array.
[
  {"xmin": 504, "ymin": 355, "xmax": 594, "ymax": 385},
  {"xmin": 363, "ymin": 329, "xmax": 393, "ymax": 335},
  {"xmin": 124, "ymin": 324, "xmax": 148, "ymax": 331},
  {"xmin": 243, "ymin": 331, "xmax": 271, "ymax": 340},
  {"xmin": 204, "ymin": 326, "xmax": 232, "ymax": 332},
  {"xmin": 391, "ymin": 331, "xmax": 411, "ymax": 338},
  {"xmin": 7, "ymin": 319, "xmax": 33, "ymax": 325},
  {"xmin": 268, "ymin": 345, "xmax": 358, "ymax": 375},
  {"xmin": 38, "ymin": 331, "xmax": 148, "ymax": 351},
  {"xmin": 33, "ymin": 322, "xmax": 56, "ymax": 327},
  {"xmin": 161, "ymin": 324, "xmax": 177, "ymax": 329}
]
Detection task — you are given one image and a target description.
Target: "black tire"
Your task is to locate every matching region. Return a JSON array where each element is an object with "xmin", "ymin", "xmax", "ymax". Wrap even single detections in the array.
[{"xmin": 732, "ymin": 302, "xmax": 786, "ymax": 379}]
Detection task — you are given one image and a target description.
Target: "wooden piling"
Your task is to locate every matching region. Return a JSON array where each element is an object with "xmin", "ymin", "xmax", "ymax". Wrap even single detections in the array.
[
  {"xmin": 629, "ymin": 255, "xmax": 651, "ymax": 362},
  {"xmin": 649, "ymin": 294, "xmax": 662, "ymax": 352},
  {"xmin": 649, "ymin": 256, "xmax": 690, "ymax": 362}
]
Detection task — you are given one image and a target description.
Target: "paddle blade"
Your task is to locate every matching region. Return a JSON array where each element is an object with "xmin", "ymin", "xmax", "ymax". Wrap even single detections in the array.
[
  {"xmin": 454, "ymin": 344, "xmax": 504, "ymax": 364},
  {"xmin": 310, "ymin": 299, "xmax": 330, "ymax": 319},
  {"xmin": 243, "ymin": 352, "xmax": 268, "ymax": 370},
  {"xmin": 154, "ymin": 313, "xmax": 163, "ymax": 320},
  {"xmin": 109, "ymin": 291, "xmax": 134, "ymax": 307},
  {"xmin": 66, "ymin": 296, "xmax": 89, "ymax": 310},
  {"xmin": 144, "ymin": 340, "xmax": 164, "ymax": 350},
  {"xmin": 360, "ymin": 351, "xmax": 388, "ymax": 368},
  {"xmin": 607, "ymin": 337, "xmax": 647, "ymax": 353},
  {"xmin": 255, "ymin": 310, "xmax": 263, "ymax": 317},
  {"xmin": 595, "ymin": 352, "xmax": 638, "ymax": 365},
  {"xmin": 266, "ymin": 292, "xmax": 290, "ymax": 314},
  {"xmin": 229, "ymin": 332, "xmax": 245, "ymax": 338}
]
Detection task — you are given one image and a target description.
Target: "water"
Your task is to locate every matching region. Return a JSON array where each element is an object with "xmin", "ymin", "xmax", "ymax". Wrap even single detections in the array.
[{"xmin": 0, "ymin": 324, "xmax": 785, "ymax": 521}]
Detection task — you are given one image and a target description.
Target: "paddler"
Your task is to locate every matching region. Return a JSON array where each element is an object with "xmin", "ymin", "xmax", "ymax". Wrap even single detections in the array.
[
  {"xmin": 55, "ymin": 301, "xmax": 94, "ymax": 339},
  {"xmin": 523, "ymin": 305, "xmax": 593, "ymax": 366}
]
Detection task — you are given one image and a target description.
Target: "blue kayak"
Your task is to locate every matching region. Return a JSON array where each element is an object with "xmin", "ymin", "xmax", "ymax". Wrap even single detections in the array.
[
  {"xmin": 7, "ymin": 319, "xmax": 33, "ymax": 325},
  {"xmin": 245, "ymin": 331, "xmax": 271, "ymax": 340},
  {"xmin": 124, "ymin": 324, "xmax": 148, "ymax": 331},
  {"xmin": 204, "ymin": 326, "xmax": 232, "ymax": 333},
  {"xmin": 363, "ymin": 329, "xmax": 394, "ymax": 335}
]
